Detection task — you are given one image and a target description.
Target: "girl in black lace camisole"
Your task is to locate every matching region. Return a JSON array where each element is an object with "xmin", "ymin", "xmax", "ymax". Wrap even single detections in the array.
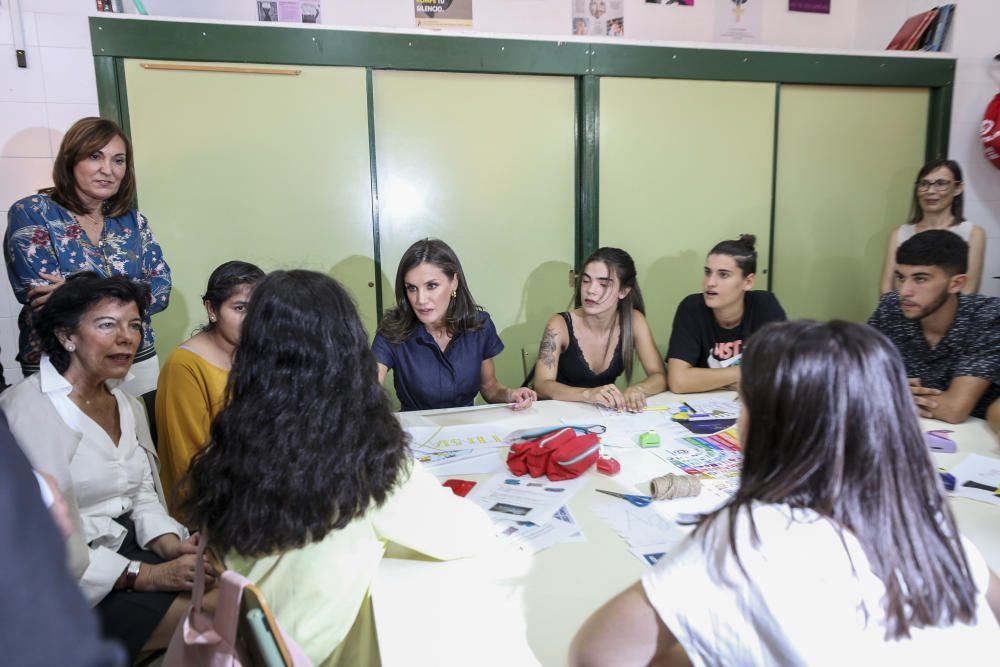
[{"xmin": 533, "ymin": 248, "xmax": 666, "ymax": 412}]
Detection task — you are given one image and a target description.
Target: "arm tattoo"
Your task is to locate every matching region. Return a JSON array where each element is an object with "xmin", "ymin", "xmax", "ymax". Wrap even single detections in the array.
[{"xmin": 539, "ymin": 327, "xmax": 558, "ymax": 369}]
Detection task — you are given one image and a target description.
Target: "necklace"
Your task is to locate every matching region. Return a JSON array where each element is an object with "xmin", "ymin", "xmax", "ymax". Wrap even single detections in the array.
[{"xmin": 73, "ymin": 389, "xmax": 103, "ymax": 407}]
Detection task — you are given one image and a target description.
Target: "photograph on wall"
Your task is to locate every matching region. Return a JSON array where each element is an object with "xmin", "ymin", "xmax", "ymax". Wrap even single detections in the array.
[
  {"xmin": 715, "ymin": 0, "xmax": 762, "ymax": 42},
  {"xmin": 571, "ymin": 0, "xmax": 625, "ymax": 38},
  {"xmin": 789, "ymin": 0, "xmax": 830, "ymax": 13},
  {"xmin": 257, "ymin": 1, "xmax": 317, "ymax": 23},
  {"xmin": 301, "ymin": 2, "xmax": 319, "ymax": 23},
  {"xmin": 415, "ymin": 0, "xmax": 473, "ymax": 29}
]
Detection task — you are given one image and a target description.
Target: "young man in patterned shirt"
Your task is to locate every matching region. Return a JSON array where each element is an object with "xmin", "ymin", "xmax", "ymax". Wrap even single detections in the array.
[{"xmin": 868, "ymin": 230, "xmax": 1000, "ymax": 423}]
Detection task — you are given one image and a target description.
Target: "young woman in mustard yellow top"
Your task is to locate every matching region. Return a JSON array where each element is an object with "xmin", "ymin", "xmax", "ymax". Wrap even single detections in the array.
[{"xmin": 155, "ymin": 261, "xmax": 263, "ymax": 515}]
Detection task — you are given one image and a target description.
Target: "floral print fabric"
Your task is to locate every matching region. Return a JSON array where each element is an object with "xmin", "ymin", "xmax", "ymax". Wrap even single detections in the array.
[{"xmin": 5, "ymin": 193, "xmax": 171, "ymax": 365}]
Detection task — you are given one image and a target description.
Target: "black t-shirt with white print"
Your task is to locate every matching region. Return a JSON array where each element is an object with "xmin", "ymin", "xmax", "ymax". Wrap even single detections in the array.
[{"xmin": 667, "ymin": 291, "xmax": 787, "ymax": 369}]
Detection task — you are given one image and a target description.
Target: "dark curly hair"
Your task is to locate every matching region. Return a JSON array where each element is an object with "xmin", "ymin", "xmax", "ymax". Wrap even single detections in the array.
[
  {"xmin": 33, "ymin": 271, "xmax": 148, "ymax": 374},
  {"xmin": 40, "ymin": 117, "xmax": 137, "ymax": 219},
  {"xmin": 200, "ymin": 260, "xmax": 264, "ymax": 333},
  {"xmin": 377, "ymin": 238, "xmax": 484, "ymax": 344},
  {"xmin": 181, "ymin": 270, "xmax": 411, "ymax": 557}
]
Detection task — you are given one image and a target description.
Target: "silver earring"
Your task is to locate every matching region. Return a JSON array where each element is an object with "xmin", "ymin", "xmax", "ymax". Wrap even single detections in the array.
[
  {"xmin": 451, "ymin": 290, "xmax": 457, "ymax": 298},
  {"xmin": 210, "ymin": 316, "xmax": 216, "ymax": 322},
  {"xmin": 66, "ymin": 343, "xmax": 76, "ymax": 352}
]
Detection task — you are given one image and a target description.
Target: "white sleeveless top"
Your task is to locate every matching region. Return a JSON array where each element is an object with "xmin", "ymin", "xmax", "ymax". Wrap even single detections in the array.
[{"xmin": 896, "ymin": 220, "xmax": 975, "ymax": 245}]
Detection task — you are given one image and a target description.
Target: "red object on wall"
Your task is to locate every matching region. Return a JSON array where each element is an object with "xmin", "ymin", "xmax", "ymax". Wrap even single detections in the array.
[{"xmin": 982, "ymin": 93, "xmax": 1000, "ymax": 170}]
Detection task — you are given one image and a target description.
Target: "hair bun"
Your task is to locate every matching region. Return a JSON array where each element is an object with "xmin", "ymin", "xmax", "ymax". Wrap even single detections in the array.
[{"xmin": 738, "ymin": 234, "xmax": 756, "ymax": 251}]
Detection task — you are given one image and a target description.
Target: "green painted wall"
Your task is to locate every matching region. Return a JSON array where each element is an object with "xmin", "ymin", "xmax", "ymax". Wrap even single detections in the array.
[
  {"xmin": 372, "ymin": 70, "xmax": 577, "ymax": 393},
  {"xmin": 772, "ymin": 85, "xmax": 929, "ymax": 323},
  {"xmin": 123, "ymin": 61, "xmax": 377, "ymax": 354},
  {"xmin": 598, "ymin": 78, "xmax": 776, "ymax": 368}
]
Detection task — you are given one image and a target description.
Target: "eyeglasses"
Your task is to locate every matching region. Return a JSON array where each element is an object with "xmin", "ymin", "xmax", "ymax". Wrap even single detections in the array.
[{"xmin": 916, "ymin": 179, "xmax": 959, "ymax": 192}]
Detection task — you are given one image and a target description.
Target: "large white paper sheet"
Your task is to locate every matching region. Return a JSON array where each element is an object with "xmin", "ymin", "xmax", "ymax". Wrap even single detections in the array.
[
  {"xmin": 591, "ymin": 501, "xmax": 687, "ymax": 549},
  {"xmin": 494, "ymin": 509, "xmax": 583, "ymax": 554},
  {"xmin": 466, "ymin": 473, "xmax": 588, "ymax": 522},
  {"xmin": 950, "ymin": 454, "xmax": 1000, "ymax": 507},
  {"xmin": 421, "ymin": 403, "xmax": 522, "ymax": 427},
  {"xmin": 419, "ymin": 448, "xmax": 506, "ymax": 476},
  {"xmin": 409, "ymin": 423, "xmax": 510, "ymax": 453},
  {"xmin": 373, "ymin": 557, "xmax": 539, "ymax": 667},
  {"xmin": 628, "ymin": 543, "xmax": 677, "ymax": 567}
]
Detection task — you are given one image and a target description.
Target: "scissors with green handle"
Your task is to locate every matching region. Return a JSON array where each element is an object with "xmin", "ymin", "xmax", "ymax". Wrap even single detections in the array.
[{"xmin": 595, "ymin": 489, "xmax": 653, "ymax": 507}]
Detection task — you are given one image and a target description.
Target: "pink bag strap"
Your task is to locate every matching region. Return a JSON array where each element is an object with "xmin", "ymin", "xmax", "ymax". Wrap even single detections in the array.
[
  {"xmin": 190, "ymin": 533, "xmax": 245, "ymax": 643},
  {"xmin": 191, "ymin": 533, "xmax": 208, "ymax": 612}
]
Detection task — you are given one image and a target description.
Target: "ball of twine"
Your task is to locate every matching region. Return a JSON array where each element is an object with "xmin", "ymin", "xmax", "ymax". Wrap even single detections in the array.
[{"xmin": 650, "ymin": 473, "xmax": 702, "ymax": 500}]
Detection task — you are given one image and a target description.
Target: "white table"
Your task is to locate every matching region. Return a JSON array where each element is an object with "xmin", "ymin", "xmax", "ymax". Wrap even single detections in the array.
[
  {"xmin": 928, "ymin": 416, "xmax": 1000, "ymax": 572},
  {"xmin": 390, "ymin": 391, "xmax": 1000, "ymax": 667}
]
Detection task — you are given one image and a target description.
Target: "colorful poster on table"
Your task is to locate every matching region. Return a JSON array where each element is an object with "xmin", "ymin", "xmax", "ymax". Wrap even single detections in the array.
[
  {"xmin": 572, "ymin": 0, "xmax": 625, "ymax": 38},
  {"xmin": 715, "ymin": 0, "xmax": 762, "ymax": 42},
  {"xmin": 415, "ymin": 0, "xmax": 473, "ymax": 29},
  {"xmin": 789, "ymin": 0, "xmax": 830, "ymax": 13},
  {"xmin": 256, "ymin": 1, "xmax": 319, "ymax": 23}
]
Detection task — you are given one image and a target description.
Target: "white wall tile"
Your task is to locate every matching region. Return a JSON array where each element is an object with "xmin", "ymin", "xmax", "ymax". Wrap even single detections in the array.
[
  {"xmin": 0, "ymin": 207, "xmax": 22, "ymax": 322},
  {"xmin": 471, "ymin": 0, "xmax": 568, "ymax": 36},
  {"xmin": 964, "ymin": 196, "xmax": 1000, "ymax": 234},
  {"xmin": 0, "ymin": 45, "xmax": 46, "ymax": 102},
  {"xmin": 0, "ymin": 316, "xmax": 18, "ymax": 368},
  {"xmin": 0, "ymin": 156, "xmax": 52, "ymax": 211},
  {"xmin": 0, "ymin": 101, "xmax": 53, "ymax": 157},
  {"xmin": 21, "ymin": 0, "xmax": 98, "ymax": 17},
  {"xmin": 36, "ymin": 12, "xmax": 90, "ymax": 49},
  {"xmin": 980, "ymin": 236, "xmax": 1000, "ymax": 298},
  {"xmin": 39, "ymin": 46, "xmax": 97, "ymax": 104},
  {"xmin": 122, "ymin": 0, "xmax": 255, "ymax": 21},
  {"xmin": 321, "ymin": 0, "xmax": 414, "ymax": 29},
  {"xmin": 0, "ymin": 7, "xmax": 39, "ymax": 46},
  {"xmin": 45, "ymin": 101, "xmax": 99, "ymax": 155},
  {"xmin": 0, "ymin": 269, "xmax": 21, "ymax": 323}
]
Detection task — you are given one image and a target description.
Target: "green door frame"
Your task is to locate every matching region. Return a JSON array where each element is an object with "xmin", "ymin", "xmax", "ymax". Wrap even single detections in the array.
[{"xmin": 91, "ymin": 17, "xmax": 955, "ymax": 300}]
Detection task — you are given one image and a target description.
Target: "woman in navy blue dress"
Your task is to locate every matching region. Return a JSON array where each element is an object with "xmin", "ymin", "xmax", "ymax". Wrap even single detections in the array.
[{"xmin": 373, "ymin": 238, "xmax": 536, "ymax": 412}]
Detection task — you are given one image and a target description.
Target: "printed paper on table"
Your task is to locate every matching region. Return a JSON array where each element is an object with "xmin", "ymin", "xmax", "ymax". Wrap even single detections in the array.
[
  {"xmin": 650, "ymin": 427, "xmax": 743, "ymax": 500},
  {"xmin": 467, "ymin": 472, "xmax": 588, "ymax": 522}
]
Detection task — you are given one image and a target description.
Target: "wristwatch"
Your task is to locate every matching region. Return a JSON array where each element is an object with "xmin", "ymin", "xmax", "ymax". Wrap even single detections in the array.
[{"xmin": 125, "ymin": 560, "xmax": 141, "ymax": 591}]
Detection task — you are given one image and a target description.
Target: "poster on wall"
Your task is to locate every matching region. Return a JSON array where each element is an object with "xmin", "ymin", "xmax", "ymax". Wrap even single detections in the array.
[
  {"xmin": 572, "ymin": 0, "xmax": 625, "ymax": 37},
  {"xmin": 715, "ymin": 0, "xmax": 762, "ymax": 42},
  {"xmin": 415, "ymin": 0, "xmax": 473, "ymax": 29},
  {"xmin": 644, "ymin": 0, "xmax": 694, "ymax": 5},
  {"xmin": 789, "ymin": 0, "xmax": 830, "ymax": 13},
  {"xmin": 256, "ymin": 1, "xmax": 320, "ymax": 23}
]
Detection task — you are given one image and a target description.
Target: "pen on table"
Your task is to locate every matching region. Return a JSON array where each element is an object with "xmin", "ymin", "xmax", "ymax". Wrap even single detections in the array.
[{"xmin": 962, "ymin": 480, "xmax": 1000, "ymax": 497}]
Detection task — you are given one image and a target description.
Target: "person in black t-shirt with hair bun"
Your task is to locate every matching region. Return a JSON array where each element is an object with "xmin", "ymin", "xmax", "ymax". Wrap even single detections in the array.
[{"xmin": 666, "ymin": 234, "xmax": 787, "ymax": 394}]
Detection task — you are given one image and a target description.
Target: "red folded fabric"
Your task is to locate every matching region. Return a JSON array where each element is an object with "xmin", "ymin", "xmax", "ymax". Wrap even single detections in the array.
[{"xmin": 507, "ymin": 427, "xmax": 601, "ymax": 481}]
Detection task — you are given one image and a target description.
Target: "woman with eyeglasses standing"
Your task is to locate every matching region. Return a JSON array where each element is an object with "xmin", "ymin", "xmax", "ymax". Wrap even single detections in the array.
[
  {"xmin": 5, "ymin": 117, "xmax": 170, "ymax": 424},
  {"xmin": 879, "ymin": 159, "xmax": 985, "ymax": 294}
]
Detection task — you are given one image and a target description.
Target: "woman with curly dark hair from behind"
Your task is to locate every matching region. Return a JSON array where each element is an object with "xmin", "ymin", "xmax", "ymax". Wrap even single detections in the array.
[{"xmin": 182, "ymin": 270, "xmax": 499, "ymax": 666}]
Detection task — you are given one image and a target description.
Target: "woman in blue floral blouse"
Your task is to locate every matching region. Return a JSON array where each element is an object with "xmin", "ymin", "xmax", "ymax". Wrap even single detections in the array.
[{"xmin": 4, "ymin": 117, "xmax": 171, "ymax": 421}]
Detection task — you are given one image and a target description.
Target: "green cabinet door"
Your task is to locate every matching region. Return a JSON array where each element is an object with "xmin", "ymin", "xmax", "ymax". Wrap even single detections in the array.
[
  {"xmin": 599, "ymin": 77, "xmax": 777, "ymax": 369},
  {"xmin": 372, "ymin": 70, "xmax": 576, "ymax": 394},
  {"xmin": 123, "ymin": 60, "xmax": 376, "ymax": 354},
  {"xmin": 772, "ymin": 85, "xmax": 929, "ymax": 322}
]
